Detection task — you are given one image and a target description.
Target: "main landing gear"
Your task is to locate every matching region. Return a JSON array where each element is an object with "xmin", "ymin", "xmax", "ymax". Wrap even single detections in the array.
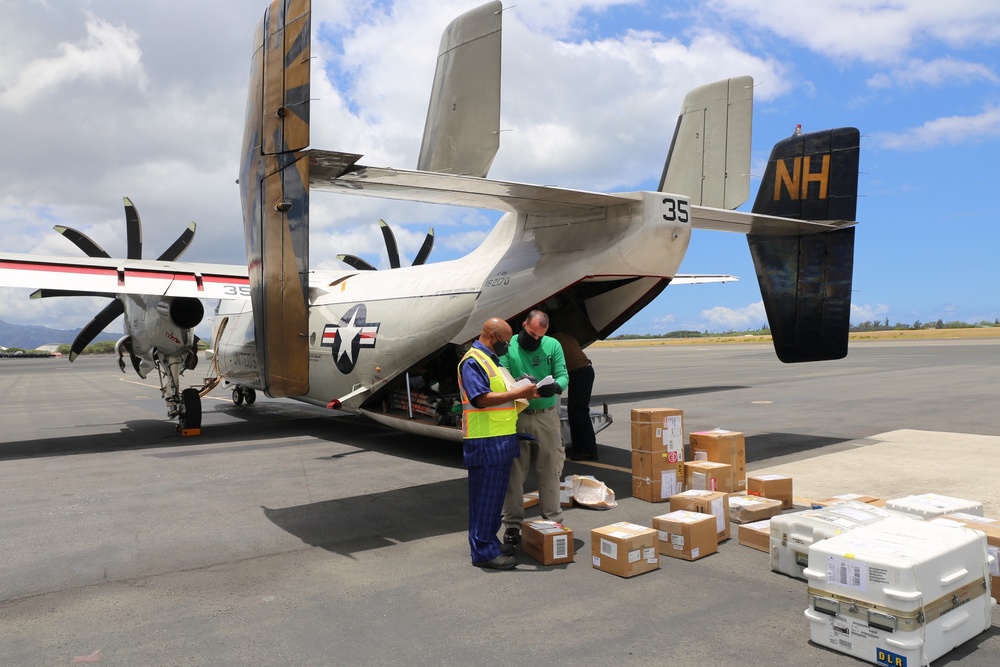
[{"xmin": 231, "ymin": 385, "xmax": 257, "ymax": 406}]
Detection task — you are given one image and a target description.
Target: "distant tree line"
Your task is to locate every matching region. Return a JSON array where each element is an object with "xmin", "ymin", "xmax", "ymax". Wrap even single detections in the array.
[{"xmin": 611, "ymin": 318, "xmax": 999, "ymax": 339}]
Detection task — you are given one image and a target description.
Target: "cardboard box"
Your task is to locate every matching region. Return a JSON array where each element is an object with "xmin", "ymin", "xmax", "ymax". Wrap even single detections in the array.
[
  {"xmin": 631, "ymin": 468, "xmax": 683, "ymax": 503},
  {"xmin": 747, "ymin": 474, "xmax": 793, "ymax": 510},
  {"xmin": 591, "ymin": 522, "xmax": 659, "ymax": 578},
  {"xmin": 653, "ymin": 511, "xmax": 718, "ymax": 561},
  {"xmin": 690, "ymin": 429, "xmax": 746, "ymax": 491},
  {"xmin": 523, "ymin": 492, "xmax": 539, "ymax": 509},
  {"xmin": 524, "ymin": 483, "xmax": 574, "ymax": 510},
  {"xmin": 728, "ymin": 493, "xmax": 783, "ymax": 524},
  {"xmin": 931, "ymin": 513, "xmax": 1000, "ymax": 602},
  {"xmin": 683, "ymin": 461, "xmax": 734, "ymax": 493},
  {"xmin": 668, "ymin": 490, "xmax": 731, "ymax": 542},
  {"xmin": 522, "ymin": 520, "xmax": 574, "ymax": 565},
  {"xmin": 738, "ymin": 519, "xmax": 771, "ymax": 552},
  {"xmin": 808, "ymin": 493, "xmax": 880, "ymax": 508},
  {"xmin": 630, "ymin": 408, "xmax": 684, "ymax": 453}
]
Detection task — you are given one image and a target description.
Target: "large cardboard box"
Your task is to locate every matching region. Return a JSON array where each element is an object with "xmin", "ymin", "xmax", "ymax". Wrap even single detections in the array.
[
  {"xmin": 747, "ymin": 474, "xmax": 793, "ymax": 510},
  {"xmin": 683, "ymin": 461, "xmax": 734, "ymax": 493},
  {"xmin": 591, "ymin": 522, "xmax": 659, "ymax": 578},
  {"xmin": 668, "ymin": 490, "xmax": 731, "ymax": 542},
  {"xmin": 690, "ymin": 429, "xmax": 746, "ymax": 491},
  {"xmin": 631, "ymin": 409, "xmax": 685, "ymax": 502},
  {"xmin": 653, "ymin": 510, "xmax": 718, "ymax": 561},
  {"xmin": 630, "ymin": 408, "xmax": 684, "ymax": 453},
  {"xmin": 522, "ymin": 520, "xmax": 574, "ymax": 565},
  {"xmin": 931, "ymin": 513, "xmax": 1000, "ymax": 602},
  {"xmin": 728, "ymin": 493, "xmax": 783, "ymax": 524},
  {"xmin": 738, "ymin": 519, "xmax": 771, "ymax": 552}
]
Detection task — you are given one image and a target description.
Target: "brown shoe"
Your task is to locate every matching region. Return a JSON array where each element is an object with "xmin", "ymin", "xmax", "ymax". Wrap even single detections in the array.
[{"xmin": 473, "ymin": 555, "xmax": 516, "ymax": 570}]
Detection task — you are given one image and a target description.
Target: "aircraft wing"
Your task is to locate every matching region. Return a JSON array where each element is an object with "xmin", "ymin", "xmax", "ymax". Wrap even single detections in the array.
[
  {"xmin": 0, "ymin": 253, "xmax": 250, "ymax": 300},
  {"xmin": 307, "ymin": 150, "xmax": 856, "ymax": 235}
]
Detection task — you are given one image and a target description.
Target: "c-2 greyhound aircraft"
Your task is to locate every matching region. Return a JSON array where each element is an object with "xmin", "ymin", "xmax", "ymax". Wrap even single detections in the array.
[{"xmin": 0, "ymin": 0, "xmax": 860, "ymax": 439}]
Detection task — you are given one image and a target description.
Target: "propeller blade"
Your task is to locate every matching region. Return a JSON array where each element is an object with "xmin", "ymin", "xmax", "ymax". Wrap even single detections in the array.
[
  {"xmin": 336, "ymin": 254, "xmax": 377, "ymax": 271},
  {"xmin": 30, "ymin": 289, "xmax": 115, "ymax": 299},
  {"xmin": 378, "ymin": 219, "xmax": 400, "ymax": 269},
  {"xmin": 412, "ymin": 227, "xmax": 435, "ymax": 266},
  {"xmin": 69, "ymin": 299, "xmax": 125, "ymax": 362},
  {"xmin": 156, "ymin": 222, "xmax": 197, "ymax": 261},
  {"xmin": 123, "ymin": 197, "xmax": 143, "ymax": 260},
  {"xmin": 54, "ymin": 226, "xmax": 110, "ymax": 258}
]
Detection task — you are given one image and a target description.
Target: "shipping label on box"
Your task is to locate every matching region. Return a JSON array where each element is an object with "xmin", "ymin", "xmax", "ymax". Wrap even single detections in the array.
[
  {"xmin": 690, "ymin": 429, "xmax": 746, "ymax": 490},
  {"xmin": 747, "ymin": 474, "xmax": 793, "ymax": 509},
  {"xmin": 591, "ymin": 521, "xmax": 659, "ymax": 577},
  {"xmin": 668, "ymin": 490, "xmax": 731, "ymax": 541},
  {"xmin": 684, "ymin": 461, "xmax": 734, "ymax": 493},
  {"xmin": 522, "ymin": 520, "xmax": 574, "ymax": 565},
  {"xmin": 654, "ymin": 510, "xmax": 718, "ymax": 561},
  {"xmin": 738, "ymin": 519, "xmax": 771, "ymax": 553}
]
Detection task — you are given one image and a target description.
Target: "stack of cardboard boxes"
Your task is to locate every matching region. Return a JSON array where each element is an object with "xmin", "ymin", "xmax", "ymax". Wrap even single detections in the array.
[{"xmin": 630, "ymin": 408, "xmax": 685, "ymax": 502}]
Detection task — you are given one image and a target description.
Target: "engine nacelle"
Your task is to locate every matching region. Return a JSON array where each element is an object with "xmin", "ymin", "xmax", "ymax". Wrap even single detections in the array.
[{"xmin": 157, "ymin": 297, "xmax": 204, "ymax": 330}]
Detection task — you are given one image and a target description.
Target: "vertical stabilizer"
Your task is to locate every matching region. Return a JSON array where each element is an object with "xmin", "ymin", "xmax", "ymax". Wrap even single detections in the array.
[
  {"xmin": 659, "ymin": 76, "xmax": 752, "ymax": 210},
  {"xmin": 748, "ymin": 127, "xmax": 860, "ymax": 362},
  {"xmin": 239, "ymin": 0, "xmax": 311, "ymax": 397},
  {"xmin": 417, "ymin": 1, "xmax": 502, "ymax": 177}
]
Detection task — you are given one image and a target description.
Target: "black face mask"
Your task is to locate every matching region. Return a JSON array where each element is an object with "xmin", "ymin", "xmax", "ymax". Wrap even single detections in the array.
[
  {"xmin": 518, "ymin": 329, "xmax": 542, "ymax": 351},
  {"xmin": 492, "ymin": 337, "xmax": 509, "ymax": 357}
]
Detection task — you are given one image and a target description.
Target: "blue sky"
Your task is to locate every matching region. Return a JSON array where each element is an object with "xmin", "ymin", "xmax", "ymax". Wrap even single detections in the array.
[{"xmin": 1, "ymin": 0, "xmax": 998, "ymax": 337}]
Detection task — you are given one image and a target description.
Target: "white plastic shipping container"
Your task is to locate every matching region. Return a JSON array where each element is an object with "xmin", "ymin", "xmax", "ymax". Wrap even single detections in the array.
[
  {"xmin": 885, "ymin": 493, "xmax": 983, "ymax": 519},
  {"xmin": 804, "ymin": 517, "xmax": 995, "ymax": 666},
  {"xmin": 770, "ymin": 501, "xmax": 920, "ymax": 579}
]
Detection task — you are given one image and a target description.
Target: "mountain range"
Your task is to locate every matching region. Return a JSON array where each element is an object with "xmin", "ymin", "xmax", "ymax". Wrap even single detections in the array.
[{"xmin": 0, "ymin": 318, "xmax": 120, "ymax": 350}]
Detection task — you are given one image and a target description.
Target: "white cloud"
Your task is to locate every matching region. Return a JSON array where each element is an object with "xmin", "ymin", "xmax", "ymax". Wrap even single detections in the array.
[
  {"xmin": 867, "ymin": 57, "xmax": 998, "ymax": 89},
  {"xmin": 699, "ymin": 301, "xmax": 766, "ymax": 330},
  {"xmin": 0, "ymin": 17, "xmax": 145, "ymax": 112},
  {"xmin": 874, "ymin": 104, "xmax": 1000, "ymax": 149},
  {"xmin": 709, "ymin": 0, "xmax": 1000, "ymax": 63},
  {"xmin": 851, "ymin": 302, "xmax": 890, "ymax": 323}
]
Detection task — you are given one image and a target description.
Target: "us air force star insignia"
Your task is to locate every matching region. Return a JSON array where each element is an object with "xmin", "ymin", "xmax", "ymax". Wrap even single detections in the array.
[{"xmin": 320, "ymin": 304, "xmax": 380, "ymax": 374}]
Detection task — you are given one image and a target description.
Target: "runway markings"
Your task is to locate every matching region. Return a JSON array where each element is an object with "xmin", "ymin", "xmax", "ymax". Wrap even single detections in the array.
[{"xmin": 571, "ymin": 460, "xmax": 630, "ymax": 473}]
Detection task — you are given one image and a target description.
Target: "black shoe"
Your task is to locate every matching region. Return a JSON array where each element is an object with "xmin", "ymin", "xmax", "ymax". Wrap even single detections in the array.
[
  {"xmin": 501, "ymin": 543, "xmax": 516, "ymax": 557},
  {"xmin": 473, "ymin": 555, "xmax": 516, "ymax": 570},
  {"xmin": 503, "ymin": 527, "xmax": 521, "ymax": 546}
]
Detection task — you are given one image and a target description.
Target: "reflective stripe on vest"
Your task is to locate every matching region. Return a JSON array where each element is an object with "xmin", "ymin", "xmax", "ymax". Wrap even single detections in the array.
[{"xmin": 459, "ymin": 347, "xmax": 518, "ymax": 439}]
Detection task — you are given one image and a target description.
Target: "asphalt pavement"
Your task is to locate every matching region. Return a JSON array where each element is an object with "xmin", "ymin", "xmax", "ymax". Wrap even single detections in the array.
[{"xmin": 0, "ymin": 338, "xmax": 997, "ymax": 665}]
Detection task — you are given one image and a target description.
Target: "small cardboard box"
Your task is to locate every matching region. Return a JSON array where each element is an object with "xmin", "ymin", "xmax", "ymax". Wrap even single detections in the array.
[
  {"xmin": 728, "ymin": 493, "xmax": 783, "ymax": 524},
  {"xmin": 810, "ymin": 493, "xmax": 880, "ymax": 508},
  {"xmin": 931, "ymin": 513, "xmax": 1000, "ymax": 603},
  {"xmin": 669, "ymin": 490, "xmax": 731, "ymax": 542},
  {"xmin": 522, "ymin": 520, "xmax": 574, "ymax": 565},
  {"xmin": 747, "ymin": 474, "xmax": 793, "ymax": 510},
  {"xmin": 654, "ymin": 510, "xmax": 718, "ymax": 561},
  {"xmin": 690, "ymin": 429, "xmax": 746, "ymax": 491},
  {"xmin": 591, "ymin": 522, "xmax": 659, "ymax": 578},
  {"xmin": 524, "ymin": 483, "xmax": 574, "ymax": 510},
  {"xmin": 684, "ymin": 461, "xmax": 734, "ymax": 493},
  {"xmin": 630, "ymin": 408, "xmax": 684, "ymax": 454},
  {"xmin": 738, "ymin": 519, "xmax": 771, "ymax": 553},
  {"xmin": 523, "ymin": 492, "xmax": 539, "ymax": 509}
]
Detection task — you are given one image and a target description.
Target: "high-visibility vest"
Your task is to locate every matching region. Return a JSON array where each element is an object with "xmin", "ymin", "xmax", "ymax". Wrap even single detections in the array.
[{"xmin": 458, "ymin": 346, "xmax": 518, "ymax": 439}]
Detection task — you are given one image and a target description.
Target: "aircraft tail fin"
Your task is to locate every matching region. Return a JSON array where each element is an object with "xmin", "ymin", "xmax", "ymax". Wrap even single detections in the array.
[
  {"xmin": 417, "ymin": 1, "xmax": 502, "ymax": 177},
  {"xmin": 659, "ymin": 76, "xmax": 752, "ymax": 210},
  {"xmin": 748, "ymin": 127, "xmax": 860, "ymax": 362},
  {"xmin": 238, "ymin": 0, "xmax": 312, "ymax": 397}
]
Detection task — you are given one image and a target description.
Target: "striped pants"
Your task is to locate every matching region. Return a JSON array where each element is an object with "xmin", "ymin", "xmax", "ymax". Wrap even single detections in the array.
[{"xmin": 467, "ymin": 459, "xmax": 515, "ymax": 563}]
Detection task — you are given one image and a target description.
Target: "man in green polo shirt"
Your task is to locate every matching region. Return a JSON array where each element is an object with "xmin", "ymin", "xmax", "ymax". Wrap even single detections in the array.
[{"xmin": 499, "ymin": 310, "xmax": 569, "ymax": 546}]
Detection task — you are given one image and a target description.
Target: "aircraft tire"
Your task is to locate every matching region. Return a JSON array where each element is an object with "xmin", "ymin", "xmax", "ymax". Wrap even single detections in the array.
[
  {"xmin": 181, "ymin": 388, "xmax": 202, "ymax": 430},
  {"xmin": 245, "ymin": 388, "xmax": 257, "ymax": 404},
  {"xmin": 232, "ymin": 387, "xmax": 244, "ymax": 406}
]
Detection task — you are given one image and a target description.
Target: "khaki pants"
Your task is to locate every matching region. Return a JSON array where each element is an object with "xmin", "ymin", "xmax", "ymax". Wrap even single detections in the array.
[{"xmin": 502, "ymin": 406, "xmax": 565, "ymax": 528}]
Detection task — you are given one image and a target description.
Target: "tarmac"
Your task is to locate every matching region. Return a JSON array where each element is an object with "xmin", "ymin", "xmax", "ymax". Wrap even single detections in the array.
[{"xmin": 0, "ymin": 338, "xmax": 997, "ymax": 665}]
